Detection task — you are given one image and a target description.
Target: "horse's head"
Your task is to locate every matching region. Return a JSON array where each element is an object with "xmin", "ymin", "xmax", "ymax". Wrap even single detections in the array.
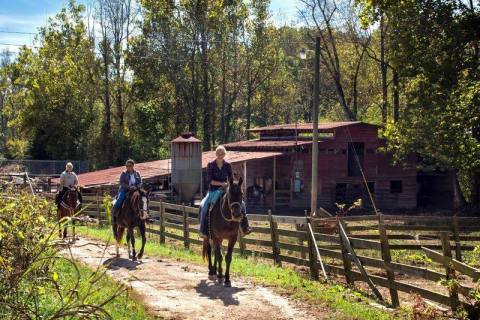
[
  {"xmin": 65, "ymin": 186, "xmax": 79, "ymax": 208},
  {"xmin": 227, "ymin": 177, "xmax": 243, "ymax": 222},
  {"xmin": 130, "ymin": 188, "xmax": 150, "ymax": 220}
]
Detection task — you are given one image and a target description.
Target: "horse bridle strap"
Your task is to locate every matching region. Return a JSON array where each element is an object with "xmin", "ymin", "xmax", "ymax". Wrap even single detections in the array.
[{"xmin": 220, "ymin": 191, "xmax": 242, "ymax": 223}]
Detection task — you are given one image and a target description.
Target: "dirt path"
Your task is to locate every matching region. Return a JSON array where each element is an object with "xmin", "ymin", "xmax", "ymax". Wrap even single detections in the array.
[{"xmin": 67, "ymin": 238, "xmax": 323, "ymax": 320}]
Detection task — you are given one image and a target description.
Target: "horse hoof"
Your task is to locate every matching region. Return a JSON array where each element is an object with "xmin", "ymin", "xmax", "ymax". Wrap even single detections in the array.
[
  {"xmin": 132, "ymin": 256, "xmax": 137, "ymax": 262},
  {"xmin": 208, "ymin": 274, "xmax": 216, "ymax": 281},
  {"xmin": 116, "ymin": 254, "xmax": 120, "ymax": 258},
  {"xmin": 224, "ymin": 281, "xmax": 231, "ymax": 287}
]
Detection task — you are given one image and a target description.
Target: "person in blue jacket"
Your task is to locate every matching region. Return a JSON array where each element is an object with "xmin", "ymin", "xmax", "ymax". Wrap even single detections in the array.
[
  {"xmin": 112, "ymin": 159, "xmax": 142, "ymax": 219},
  {"xmin": 199, "ymin": 145, "xmax": 252, "ymax": 238}
]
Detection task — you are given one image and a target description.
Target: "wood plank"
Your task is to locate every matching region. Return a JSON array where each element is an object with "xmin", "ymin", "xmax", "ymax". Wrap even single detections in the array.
[
  {"xmin": 251, "ymin": 226, "xmax": 271, "ymax": 234},
  {"xmin": 243, "ymin": 238, "xmax": 273, "ymax": 247},
  {"xmin": 164, "ymin": 232, "xmax": 184, "ymax": 241},
  {"xmin": 163, "ymin": 212, "xmax": 183, "ymax": 222},
  {"xmin": 277, "ymin": 228, "xmax": 307, "ymax": 239},
  {"xmin": 277, "ymin": 241, "xmax": 309, "ymax": 254},
  {"xmin": 273, "ymin": 216, "xmax": 307, "ymax": 224},
  {"xmin": 422, "ymin": 247, "xmax": 480, "ymax": 282},
  {"xmin": 164, "ymin": 222, "xmax": 183, "ymax": 231},
  {"xmin": 248, "ymin": 214, "xmax": 270, "ymax": 222}
]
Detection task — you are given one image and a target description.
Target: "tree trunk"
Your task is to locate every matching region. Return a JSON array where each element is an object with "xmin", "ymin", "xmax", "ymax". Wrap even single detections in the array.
[
  {"xmin": 220, "ymin": 45, "xmax": 227, "ymax": 143},
  {"xmin": 393, "ymin": 69, "xmax": 400, "ymax": 122},
  {"xmin": 380, "ymin": 13, "xmax": 388, "ymax": 124},
  {"xmin": 200, "ymin": 31, "xmax": 211, "ymax": 150},
  {"xmin": 101, "ymin": 39, "xmax": 113, "ymax": 165},
  {"xmin": 190, "ymin": 46, "xmax": 198, "ymax": 134}
]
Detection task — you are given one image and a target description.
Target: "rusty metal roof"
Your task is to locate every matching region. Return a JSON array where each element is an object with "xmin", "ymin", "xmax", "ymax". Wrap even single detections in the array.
[
  {"xmin": 60, "ymin": 150, "xmax": 282, "ymax": 187},
  {"xmin": 249, "ymin": 121, "xmax": 377, "ymax": 133},
  {"xmin": 224, "ymin": 139, "xmax": 312, "ymax": 150}
]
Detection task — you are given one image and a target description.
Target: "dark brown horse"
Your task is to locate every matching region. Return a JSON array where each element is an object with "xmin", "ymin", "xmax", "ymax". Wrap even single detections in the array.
[
  {"xmin": 202, "ymin": 177, "xmax": 243, "ymax": 287},
  {"xmin": 113, "ymin": 188, "xmax": 149, "ymax": 261},
  {"xmin": 57, "ymin": 186, "xmax": 80, "ymax": 240}
]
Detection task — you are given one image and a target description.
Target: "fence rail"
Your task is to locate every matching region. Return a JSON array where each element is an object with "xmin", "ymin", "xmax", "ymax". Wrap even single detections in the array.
[{"xmin": 77, "ymin": 194, "xmax": 480, "ymax": 312}]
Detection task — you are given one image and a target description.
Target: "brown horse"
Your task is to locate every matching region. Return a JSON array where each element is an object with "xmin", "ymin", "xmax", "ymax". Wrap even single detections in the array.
[
  {"xmin": 202, "ymin": 177, "xmax": 243, "ymax": 287},
  {"xmin": 57, "ymin": 186, "xmax": 80, "ymax": 240},
  {"xmin": 113, "ymin": 188, "xmax": 149, "ymax": 261}
]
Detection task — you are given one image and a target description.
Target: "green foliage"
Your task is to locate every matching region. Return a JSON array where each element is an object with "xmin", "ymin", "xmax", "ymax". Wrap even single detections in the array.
[
  {"xmin": 0, "ymin": 191, "xmax": 152, "ymax": 319},
  {"xmin": 103, "ymin": 192, "xmax": 113, "ymax": 224}
]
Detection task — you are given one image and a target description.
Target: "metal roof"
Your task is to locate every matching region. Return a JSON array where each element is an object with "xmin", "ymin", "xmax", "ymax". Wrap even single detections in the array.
[
  {"xmin": 224, "ymin": 139, "xmax": 312, "ymax": 150},
  {"xmin": 61, "ymin": 150, "xmax": 282, "ymax": 187},
  {"xmin": 249, "ymin": 121, "xmax": 377, "ymax": 133}
]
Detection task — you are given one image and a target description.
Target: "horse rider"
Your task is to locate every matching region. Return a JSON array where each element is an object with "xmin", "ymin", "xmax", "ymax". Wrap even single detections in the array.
[
  {"xmin": 55, "ymin": 162, "xmax": 82, "ymax": 206},
  {"xmin": 199, "ymin": 145, "xmax": 252, "ymax": 238},
  {"xmin": 112, "ymin": 159, "xmax": 142, "ymax": 220}
]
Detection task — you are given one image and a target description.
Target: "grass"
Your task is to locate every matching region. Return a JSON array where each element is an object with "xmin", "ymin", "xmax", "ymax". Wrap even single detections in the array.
[
  {"xmin": 37, "ymin": 257, "xmax": 156, "ymax": 319},
  {"xmin": 76, "ymin": 225, "xmax": 411, "ymax": 320}
]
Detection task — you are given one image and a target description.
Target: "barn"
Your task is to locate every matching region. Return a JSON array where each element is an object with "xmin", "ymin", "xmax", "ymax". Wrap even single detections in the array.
[{"xmin": 71, "ymin": 121, "xmax": 455, "ymax": 212}]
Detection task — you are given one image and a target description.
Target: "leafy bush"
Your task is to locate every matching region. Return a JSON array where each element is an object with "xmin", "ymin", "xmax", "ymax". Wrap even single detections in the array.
[{"xmin": 0, "ymin": 191, "xmax": 144, "ymax": 319}]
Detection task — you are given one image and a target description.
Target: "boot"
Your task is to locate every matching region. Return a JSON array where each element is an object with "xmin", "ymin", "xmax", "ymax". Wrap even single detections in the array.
[
  {"xmin": 241, "ymin": 214, "xmax": 252, "ymax": 235},
  {"xmin": 111, "ymin": 206, "xmax": 119, "ymax": 225},
  {"xmin": 199, "ymin": 204, "xmax": 209, "ymax": 239}
]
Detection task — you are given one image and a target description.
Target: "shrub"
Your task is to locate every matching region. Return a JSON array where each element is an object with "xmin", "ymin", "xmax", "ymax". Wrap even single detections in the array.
[{"xmin": 0, "ymin": 191, "xmax": 130, "ymax": 319}]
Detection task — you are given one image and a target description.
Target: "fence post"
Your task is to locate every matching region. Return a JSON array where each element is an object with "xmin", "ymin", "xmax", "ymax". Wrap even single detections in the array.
[
  {"xmin": 238, "ymin": 230, "xmax": 246, "ymax": 256},
  {"xmin": 160, "ymin": 200, "xmax": 165, "ymax": 244},
  {"xmin": 440, "ymin": 232, "xmax": 460, "ymax": 311},
  {"xmin": 305, "ymin": 210, "xmax": 320, "ymax": 280},
  {"xmin": 338, "ymin": 219, "xmax": 353, "ymax": 285},
  {"xmin": 182, "ymin": 204, "xmax": 190, "ymax": 249},
  {"xmin": 96, "ymin": 192, "xmax": 101, "ymax": 221},
  {"xmin": 268, "ymin": 209, "xmax": 281, "ymax": 266},
  {"xmin": 378, "ymin": 214, "xmax": 400, "ymax": 307},
  {"xmin": 452, "ymin": 215, "xmax": 462, "ymax": 262}
]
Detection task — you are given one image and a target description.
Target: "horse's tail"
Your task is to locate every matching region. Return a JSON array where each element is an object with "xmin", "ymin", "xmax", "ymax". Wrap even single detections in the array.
[{"xmin": 202, "ymin": 238, "xmax": 209, "ymax": 262}]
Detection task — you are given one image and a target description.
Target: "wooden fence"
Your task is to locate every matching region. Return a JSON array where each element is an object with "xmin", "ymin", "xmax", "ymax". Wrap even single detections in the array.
[{"xmin": 79, "ymin": 194, "xmax": 480, "ymax": 312}]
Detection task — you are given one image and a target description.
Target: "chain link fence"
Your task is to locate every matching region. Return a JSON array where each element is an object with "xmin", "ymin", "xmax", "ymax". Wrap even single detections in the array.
[{"xmin": 0, "ymin": 159, "xmax": 89, "ymax": 175}]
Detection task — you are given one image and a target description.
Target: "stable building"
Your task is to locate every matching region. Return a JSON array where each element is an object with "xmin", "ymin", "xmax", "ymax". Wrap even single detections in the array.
[{"xmin": 71, "ymin": 121, "xmax": 455, "ymax": 213}]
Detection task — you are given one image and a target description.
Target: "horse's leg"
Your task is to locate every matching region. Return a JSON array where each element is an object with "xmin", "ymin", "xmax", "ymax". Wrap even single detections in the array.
[
  {"xmin": 206, "ymin": 240, "xmax": 215, "ymax": 279},
  {"xmin": 115, "ymin": 226, "xmax": 125, "ymax": 258},
  {"xmin": 137, "ymin": 222, "xmax": 146, "ymax": 260},
  {"xmin": 126, "ymin": 229, "xmax": 132, "ymax": 259},
  {"xmin": 224, "ymin": 236, "xmax": 237, "ymax": 287},
  {"xmin": 130, "ymin": 228, "xmax": 137, "ymax": 261},
  {"xmin": 214, "ymin": 240, "xmax": 223, "ymax": 281},
  {"xmin": 72, "ymin": 210, "xmax": 76, "ymax": 242}
]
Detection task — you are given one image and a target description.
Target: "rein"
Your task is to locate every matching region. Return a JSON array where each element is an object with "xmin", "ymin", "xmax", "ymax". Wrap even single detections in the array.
[{"xmin": 220, "ymin": 189, "xmax": 242, "ymax": 223}]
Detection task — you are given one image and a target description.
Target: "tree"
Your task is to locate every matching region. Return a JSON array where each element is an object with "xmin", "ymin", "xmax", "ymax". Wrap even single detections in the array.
[{"xmin": 12, "ymin": 1, "xmax": 100, "ymax": 160}]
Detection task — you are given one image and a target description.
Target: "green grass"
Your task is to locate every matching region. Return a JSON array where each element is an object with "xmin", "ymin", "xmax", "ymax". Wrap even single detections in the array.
[
  {"xmin": 76, "ymin": 225, "xmax": 411, "ymax": 320},
  {"xmin": 39, "ymin": 257, "xmax": 156, "ymax": 319}
]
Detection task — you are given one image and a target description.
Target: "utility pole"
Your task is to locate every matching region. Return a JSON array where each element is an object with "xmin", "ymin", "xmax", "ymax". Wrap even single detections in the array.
[{"xmin": 310, "ymin": 36, "xmax": 320, "ymax": 216}]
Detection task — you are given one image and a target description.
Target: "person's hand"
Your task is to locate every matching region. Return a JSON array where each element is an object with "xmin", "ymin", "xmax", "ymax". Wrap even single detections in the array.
[{"xmin": 223, "ymin": 182, "xmax": 228, "ymax": 188}]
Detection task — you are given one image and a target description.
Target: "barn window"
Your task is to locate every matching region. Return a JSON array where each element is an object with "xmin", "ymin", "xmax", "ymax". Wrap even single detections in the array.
[
  {"xmin": 348, "ymin": 142, "xmax": 365, "ymax": 176},
  {"xmin": 390, "ymin": 180, "xmax": 403, "ymax": 194},
  {"xmin": 335, "ymin": 183, "xmax": 347, "ymax": 203}
]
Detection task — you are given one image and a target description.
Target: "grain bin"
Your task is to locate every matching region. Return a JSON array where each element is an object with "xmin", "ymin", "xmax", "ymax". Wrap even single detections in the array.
[{"xmin": 171, "ymin": 133, "xmax": 202, "ymax": 204}]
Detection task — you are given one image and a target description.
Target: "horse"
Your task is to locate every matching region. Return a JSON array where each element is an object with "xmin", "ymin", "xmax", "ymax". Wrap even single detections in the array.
[
  {"xmin": 113, "ymin": 188, "xmax": 150, "ymax": 261},
  {"xmin": 202, "ymin": 177, "xmax": 243, "ymax": 287},
  {"xmin": 57, "ymin": 186, "xmax": 80, "ymax": 240}
]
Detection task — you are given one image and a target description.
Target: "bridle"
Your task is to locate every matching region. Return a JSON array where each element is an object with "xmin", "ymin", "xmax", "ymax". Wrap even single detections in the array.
[
  {"xmin": 60, "ymin": 188, "xmax": 79, "ymax": 211},
  {"xmin": 220, "ymin": 186, "xmax": 242, "ymax": 223}
]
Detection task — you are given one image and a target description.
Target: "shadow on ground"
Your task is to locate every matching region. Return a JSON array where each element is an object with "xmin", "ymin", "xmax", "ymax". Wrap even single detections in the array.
[
  {"xmin": 195, "ymin": 279, "xmax": 245, "ymax": 306},
  {"xmin": 103, "ymin": 257, "xmax": 141, "ymax": 270}
]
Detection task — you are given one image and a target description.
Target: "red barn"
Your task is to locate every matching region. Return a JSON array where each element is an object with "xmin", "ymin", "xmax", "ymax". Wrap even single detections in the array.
[{"xmin": 224, "ymin": 121, "xmax": 418, "ymax": 212}]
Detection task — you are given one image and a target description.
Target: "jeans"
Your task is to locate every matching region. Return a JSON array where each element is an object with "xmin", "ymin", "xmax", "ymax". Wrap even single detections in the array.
[
  {"xmin": 199, "ymin": 189, "xmax": 248, "ymax": 235},
  {"xmin": 115, "ymin": 191, "xmax": 127, "ymax": 209}
]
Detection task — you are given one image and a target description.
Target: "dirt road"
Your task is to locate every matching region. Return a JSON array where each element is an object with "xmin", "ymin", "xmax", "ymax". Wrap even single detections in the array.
[{"xmin": 67, "ymin": 238, "xmax": 322, "ymax": 320}]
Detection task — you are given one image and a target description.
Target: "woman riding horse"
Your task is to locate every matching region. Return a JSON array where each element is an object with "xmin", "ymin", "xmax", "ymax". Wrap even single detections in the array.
[
  {"xmin": 199, "ymin": 146, "xmax": 252, "ymax": 238},
  {"xmin": 112, "ymin": 159, "xmax": 142, "ymax": 222},
  {"xmin": 55, "ymin": 162, "xmax": 82, "ymax": 207}
]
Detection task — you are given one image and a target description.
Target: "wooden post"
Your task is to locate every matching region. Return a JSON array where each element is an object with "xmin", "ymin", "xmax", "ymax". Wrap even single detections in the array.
[
  {"xmin": 378, "ymin": 214, "xmax": 400, "ymax": 307},
  {"xmin": 452, "ymin": 215, "xmax": 462, "ymax": 262},
  {"xmin": 268, "ymin": 209, "xmax": 281, "ymax": 266},
  {"xmin": 182, "ymin": 205, "xmax": 189, "ymax": 249},
  {"xmin": 96, "ymin": 192, "xmax": 101, "ymax": 220},
  {"xmin": 159, "ymin": 200, "xmax": 165, "ymax": 244},
  {"xmin": 272, "ymin": 157, "xmax": 277, "ymax": 211},
  {"xmin": 243, "ymin": 161, "xmax": 247, "ymax": 194},
  {"xmin": 338, "ymin": 219, "xmax": 353, "ymax": 285},
  {"xmin": 238, "ymin": 231, "xmax": 246, "ymax": 256},
  {"xmin": 305, "ymin": 210, "xmax": 320, "ymax": 280},
  {"xmin": 440, "ymin": 232, "xmax": 460, "ymax": 311}
]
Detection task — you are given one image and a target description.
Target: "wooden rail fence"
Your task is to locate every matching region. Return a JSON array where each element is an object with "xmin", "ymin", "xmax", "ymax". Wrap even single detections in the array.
[{"xmin": 78, "ymin": 194, "xmax": 480, "ymax": 312}]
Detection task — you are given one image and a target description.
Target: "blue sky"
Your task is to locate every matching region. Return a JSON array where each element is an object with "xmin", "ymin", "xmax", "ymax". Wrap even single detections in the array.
[{"xmin": 0, "ymin": 0, "xmax": 301, "ymax": 53}]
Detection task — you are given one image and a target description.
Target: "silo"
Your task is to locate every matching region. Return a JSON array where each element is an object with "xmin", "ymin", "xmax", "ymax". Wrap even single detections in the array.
[{"xmin": 171, "ymin": 133, "xmax": 202, "ymax": 204}]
